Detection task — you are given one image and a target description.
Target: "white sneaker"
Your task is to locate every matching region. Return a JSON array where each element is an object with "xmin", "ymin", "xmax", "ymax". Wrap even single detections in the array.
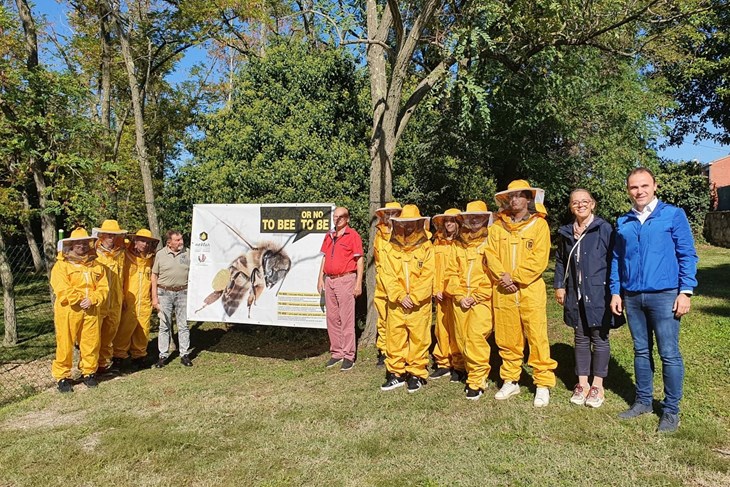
[
  {"xmin": 495, "ymin": 381, "xmax": 520, "ymax": 400},
  {"xmin": 534, "ymin": 386, "xmax": 550, "ymax": 407}
]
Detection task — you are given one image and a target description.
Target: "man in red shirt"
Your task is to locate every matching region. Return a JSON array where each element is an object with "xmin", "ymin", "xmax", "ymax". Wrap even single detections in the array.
[{"xmin": 317, "ymin": 207, "xmax": 364, "ymax": 371}]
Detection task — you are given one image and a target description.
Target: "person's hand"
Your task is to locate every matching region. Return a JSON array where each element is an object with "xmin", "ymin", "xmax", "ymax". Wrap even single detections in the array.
[
  {"xmin": 502, "ymin": 283, "xmax": 518, "ymax": 294},
  {"xmin": 354, "ymin": 282, "xmax": 362, "ymax": 297},
  {"xmin": 555, "ymin": 288, "xmax": 566, "ymax": 306},
  {"xmin": 152, "ymin": 300, "xmax": 160, "ymax": 311},
  {"xmin": 435, "ymin": 292, "xmax": 443, "ymax": 302},
  {"xmin": 610, "ymin": 295, "xmax": 622, "ymax": 315},
  {"xmin": 460, "ymin": 296, "xmax": 476, "ymax": 309},
  {"xmin": 401, "ymin": 295, "xmax": 414, "ymax": 310},
  {"xmin": 498, "ymin": 272, "xmax": 513, "ymax": 288},
  {"xmin": 673, "ymin": 293, "xmax": 691, "ymax": 318},
  {"xmin": 79, "ymin": 298, "xmax": 92, "ymax": 309},
  {"xmin": 317, "ymin": 277, "xmax": 324, "ymax": 295}
]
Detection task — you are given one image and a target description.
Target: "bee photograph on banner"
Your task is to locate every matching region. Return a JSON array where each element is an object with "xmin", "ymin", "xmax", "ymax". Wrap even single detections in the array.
[{"xmin": 187, "ymin": 204, "xmax": 334, "ymax": 329}]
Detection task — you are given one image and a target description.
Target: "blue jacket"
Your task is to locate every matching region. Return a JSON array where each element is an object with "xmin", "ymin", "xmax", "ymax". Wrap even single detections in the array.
[
  {"xmin": 554, "ymin": 217, "xmax": 623, "ymax": 328},
  {"xmin": 610, "ymin": 200, "xmax": 698, "ymax": 295}
]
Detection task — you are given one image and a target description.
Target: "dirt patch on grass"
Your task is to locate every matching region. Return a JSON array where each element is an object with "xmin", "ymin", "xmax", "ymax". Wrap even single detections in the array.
[{"xmin": 0, "ymin": 407, "xmax": 85, "ymax": 431}]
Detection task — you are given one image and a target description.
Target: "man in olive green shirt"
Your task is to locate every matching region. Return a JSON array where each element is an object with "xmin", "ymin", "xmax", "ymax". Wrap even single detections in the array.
[{"xmin": 151, "ymin": 230, "xmax": 192, "ymax": 367}]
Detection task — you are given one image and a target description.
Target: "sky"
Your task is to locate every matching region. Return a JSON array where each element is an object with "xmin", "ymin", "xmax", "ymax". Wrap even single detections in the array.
[{"xmin": 34, "ymin": 1, "xmax": 730, "ymax": 166}]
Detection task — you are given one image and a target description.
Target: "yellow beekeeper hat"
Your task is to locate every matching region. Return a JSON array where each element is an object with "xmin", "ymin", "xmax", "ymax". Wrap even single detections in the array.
[
  {"xmin": 494, "ymin": 179, "xmax": 547, "ymax": 215},
  {"xmin": 432, "ymin": 207, "xmax": 462, "ymax": 227},
  {"xmin": 462, "ymin": 200, "xmax": 490, "ymax": 214},
  {"xmin": 92, "ymin": 219, "xmax": 126, "ymax": 236},
  {"xmin": 130, "ymin": 228, "xmax": 160, "ymax": 244},
  {"xmin": 60, "ymin": 227, "xmax": 96, "ymax": 245},
  {"xmin": 375, "ymin": 201, "xmax": 403, "ymax": 220}
]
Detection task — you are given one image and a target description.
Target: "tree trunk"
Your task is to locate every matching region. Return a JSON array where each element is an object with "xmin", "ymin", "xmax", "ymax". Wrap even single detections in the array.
[
  {"xmin": 360, "ymin": 0, "xmax": 394, "ymax": 346},
  {"xmin": 359, "ymin": 0, "xmax": 442, "ymax": 345},
  {"xmin": 99, "ymin": 2, "xmax": 112, "ymax": 132},
  {"xmin": 21, "ymin": 190, "xmax": 44, "ymax": 273},
  {"xmin": 0, "ymin": 232, "xmax": 18, "ymax": 346},
  {"xmin": 108, "ymin": 0, "xmax": 161, "ymax": 240},
  {"xmin": 15, "ymin": 0, "xmax": 57, "ymax": 280}
]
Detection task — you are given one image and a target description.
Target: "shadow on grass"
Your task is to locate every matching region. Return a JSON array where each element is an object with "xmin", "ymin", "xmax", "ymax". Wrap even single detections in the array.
[
  {"xmin": 696, "ymin": 263, "xmax": 730, "ymax": 300},
  {"xmin": 189, "ymin": 323, "xmax": 330, "ymax": 361},
  {"xmin": 695, "ymin": 304, "xmax": 730, "ymax": 318},
  {"xmin": 550, "ymin": 342, "xmax": 635, "ymax": 404}
]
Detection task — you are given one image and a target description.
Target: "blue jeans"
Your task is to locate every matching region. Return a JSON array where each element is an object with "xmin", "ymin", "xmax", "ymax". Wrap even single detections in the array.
[
  {"xmin": 157, "ymin": 289, "xmax": 190, "ymax": 359},
  {"xmin": 624, "ymin": 290, "xmax": 684, "ymax": 414}
]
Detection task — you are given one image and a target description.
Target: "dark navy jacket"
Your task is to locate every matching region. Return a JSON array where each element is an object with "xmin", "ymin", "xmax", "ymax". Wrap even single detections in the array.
[
  {"xmin": 554, "ymin": 217, "xmax": 623, "ymax": 328},
  {"xmin": 609, "ymin": 200, "xmax": 698, "ymax": 295}
]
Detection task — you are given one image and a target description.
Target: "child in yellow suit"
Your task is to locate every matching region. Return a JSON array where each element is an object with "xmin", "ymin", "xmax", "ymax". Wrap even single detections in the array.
[
  {"xmin": 373, "ymin": 202, "xmax": 402, "ymax": 367},
  {"xmin": 379, "ymin": 205, "xmax": 434, "ymax": 393},
  {"xmin": 486, "ymin": 179, "xmax": 557, "ymax": 407},
  {"xmin": 50, "ymin": 228, "xmax": 109, "ymax": 393},
  {"xmin": 93, "ymin": 219, "xmax": 127, "ymax": 374},
  {"xmin": 445, "ymin": 201, "xmax": 495, "ymax": 399},
  {"xmin": 113, "ymin": 229, "xmax": 159, "ymax": 370},
  {"xmin": 430, "ymin": 208, "xmax": 464, "ymax": 381}
]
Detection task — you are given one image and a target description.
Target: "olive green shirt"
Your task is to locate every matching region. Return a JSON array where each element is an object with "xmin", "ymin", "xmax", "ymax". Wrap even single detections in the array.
[{"xmin": 152, "ymin": 247, "xmax": 190, "ymax": 288}]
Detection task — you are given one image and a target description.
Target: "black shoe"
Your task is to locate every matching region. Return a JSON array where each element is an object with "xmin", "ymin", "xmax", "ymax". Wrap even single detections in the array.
[
  {"xmin": 131, "ymin": 357, "xmax": 147, "ymax": 371},
  {"xmin": 57, "ymin": 378, "xmax": 73, "ymax": 393},
  {"xmin": 154, "ymin": 357, "xmax": 166, "ymax": 369},
  {"xmin": 376, "ymin": 351, "xmax": 385, "ymax": 368},
  {"xmin": 618, "ymin": 402, "xmax": 653, "ymax": 420},
  {"xmin": 465, "ymin": 386, "xmax": 484, "ymax": 400},
  {"xmin": 340, "ymin": 359, "xmax": 354, "ymax": 371},
  {"xmin": 407, "ymin": 376, "xmax": 426, "ymax": 393},
  {"xmin": 658, "ymin": 412, "xmax": 680, "ymax": 432},
  {"xmin": 181, "ymin": 355, "xmax": 193, "ymax": 367},
  {"xmin": 109, "ymin": 357, "xmax": 123, "ymax": 373},
  {"xmin": 429, "ymin": 367, "xmax": 450, "ymax": 379},
  {"xmin": 96, "ymin": 365, "xmax": 112, "ymax": 375},
  {"xmin": 381, "ymin": 373, "xmax": 405, "ymax": 391},
  {"xmin": 83, "ymin": 374, "xmax": 98, "ymax": 388},
  {"xmin": 325, "ymin": 357, "xmax": 343, "ymax": 368},
  {"xmin": 450, "ymin": 369, "xmax": 466, "ymax": 383}
]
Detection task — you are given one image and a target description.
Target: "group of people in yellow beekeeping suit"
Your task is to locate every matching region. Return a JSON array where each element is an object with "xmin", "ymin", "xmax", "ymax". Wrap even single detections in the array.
[
  {"xmin": 50, "ymin": 221, "xmax": 158, "ymax": 393},
  {"xmin": 375, "ymin": 180, "xmax": 557, "ymax": 406}
]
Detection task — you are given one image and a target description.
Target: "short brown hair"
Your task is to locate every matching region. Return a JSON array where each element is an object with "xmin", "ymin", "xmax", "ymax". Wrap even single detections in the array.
[{"xmin": 627, "ymin": 167, "xmax": 656, "ymax": 184}]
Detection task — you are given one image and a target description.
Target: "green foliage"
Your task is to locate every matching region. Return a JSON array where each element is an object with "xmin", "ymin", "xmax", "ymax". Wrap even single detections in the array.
[
  {"xmin": 656, "ymin": 160, "xmax": 711, "ymax": 236},
  {"xmin": 164, "ymin": 40, "xmax": 370, "ymax": 235},
  {"xmin": 0, "ymin": 4, "xmax": 106, "ymax": 234},
  {"xmin": 395, "ymin": 45, "xmax": 669, "ymax": 226},
  {"xmin": 656, "ymin": 1, "xmax": 730, "ymax": 145}
]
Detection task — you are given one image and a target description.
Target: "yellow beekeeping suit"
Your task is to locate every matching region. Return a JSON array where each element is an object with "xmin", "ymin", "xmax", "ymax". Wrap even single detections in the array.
[
  {"xmin": 431, "ymin": 208, "xmax": 463, "ymax": 373},
  {"xmin": 374, "ymin": 202, "xmax": 402, "ymax": 355},
  {"xmin": 113, "ymin": 229, "xmax": 158, "ymax": 361},
  {"xmin": 485, "ymin": 210, "xmax": 557, "ymax": 387},
  {"xmin": 380, "ymin": 205, "xmax": 434, "ymax": 380},
  {"xmin": 50, "ymin": 230, "xmax": 109, "ymax": 380},
  {"xmin": 444, "ymin": 201, "xmax": 494, "ymax": 392}
]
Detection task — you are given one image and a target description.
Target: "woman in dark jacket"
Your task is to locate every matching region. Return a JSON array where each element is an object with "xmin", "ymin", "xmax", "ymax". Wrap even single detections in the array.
[{"xmin": 554, "ymin": 189, "xmax": 623, "ymax": 408}]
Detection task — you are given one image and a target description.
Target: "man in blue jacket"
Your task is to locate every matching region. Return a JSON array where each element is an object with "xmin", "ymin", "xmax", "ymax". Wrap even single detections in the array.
[{"xmin": 610, "ymin": 167, "xmax": 698, "ymax": 432}]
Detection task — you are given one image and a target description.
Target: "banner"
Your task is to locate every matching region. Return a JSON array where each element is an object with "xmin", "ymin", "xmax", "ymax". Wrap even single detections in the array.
[{"xmin": 187, "ymin": 203, "xmax": 334, "ymax": 328}]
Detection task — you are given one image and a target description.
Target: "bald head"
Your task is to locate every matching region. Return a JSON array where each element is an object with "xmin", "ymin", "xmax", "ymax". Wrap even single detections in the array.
[{"xmin": 333, "ymin": 207, "xmax": 350, "ymax": 233}]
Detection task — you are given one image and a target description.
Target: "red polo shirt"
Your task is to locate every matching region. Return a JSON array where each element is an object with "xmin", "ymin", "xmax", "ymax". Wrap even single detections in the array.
[{"xmin": 320, "ymin": 226, "xmax": 363, "ymax": 275}]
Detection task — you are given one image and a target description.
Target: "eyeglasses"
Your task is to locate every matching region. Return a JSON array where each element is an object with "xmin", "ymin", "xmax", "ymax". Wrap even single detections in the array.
[
  {"xmin": 571, "ymin": 200, "xmax": 593, "ymax": 208},
  {"xmin": 333, "ymin": 214, "xmax": 348, "ymax": 221}
]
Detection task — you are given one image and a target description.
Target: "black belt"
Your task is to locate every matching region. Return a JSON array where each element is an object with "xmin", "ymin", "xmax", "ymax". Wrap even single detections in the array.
[
  {"xmin": 158, "ymin": 285, "xmax": 187, "ymax": 291},
  {"xmin": 326, "ymin": 271, "xmax": 356, "ymax": 279}
]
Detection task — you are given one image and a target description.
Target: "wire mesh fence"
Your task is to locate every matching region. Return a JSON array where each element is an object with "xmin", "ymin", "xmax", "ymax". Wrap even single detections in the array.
[{"xmin": 0, "ymin": 245, "xmax": 56, "ymax": 406}]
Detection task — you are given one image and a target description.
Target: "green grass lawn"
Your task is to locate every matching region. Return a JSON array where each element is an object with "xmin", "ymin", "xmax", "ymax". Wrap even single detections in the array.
[{"xmin": 0, "ymin": 246, "xmax": 728, "ymax": 486}]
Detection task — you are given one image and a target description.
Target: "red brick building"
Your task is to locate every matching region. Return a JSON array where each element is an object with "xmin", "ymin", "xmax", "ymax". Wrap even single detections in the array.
[{"xmin": 706, "ymin": 155, "xmax": 730, "ymax": 210}]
